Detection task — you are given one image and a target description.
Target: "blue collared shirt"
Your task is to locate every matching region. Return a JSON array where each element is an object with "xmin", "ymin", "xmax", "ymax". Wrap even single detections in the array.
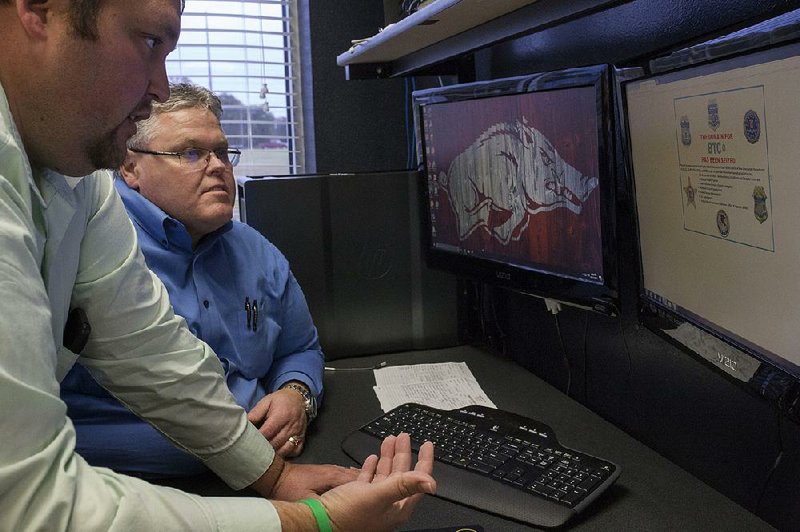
[{"xmin": 61, "ymin": 178, "xmax": 324, "ymax": 477}]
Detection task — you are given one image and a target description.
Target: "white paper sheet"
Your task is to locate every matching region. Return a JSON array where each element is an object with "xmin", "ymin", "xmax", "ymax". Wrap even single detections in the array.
[{"xmin": 372, "ymin": 362, "xmax": 496, "ymax": 412}]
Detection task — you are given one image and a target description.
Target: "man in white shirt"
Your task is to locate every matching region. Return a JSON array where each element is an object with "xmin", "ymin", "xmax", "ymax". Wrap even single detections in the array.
[{"xmin": 0, "ymin": 1, "xmax": 435, "ymax": 530}]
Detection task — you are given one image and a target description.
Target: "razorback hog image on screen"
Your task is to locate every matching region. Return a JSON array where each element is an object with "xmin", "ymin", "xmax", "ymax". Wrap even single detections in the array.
[{"xmin": 423, "ymin": 86, "xmax": 603, "ymax": 283}]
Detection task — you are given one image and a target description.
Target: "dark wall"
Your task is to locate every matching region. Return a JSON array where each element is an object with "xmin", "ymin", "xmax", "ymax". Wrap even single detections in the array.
[
  {"xmin": 304, "ymin": 0, "xmax": 409, "ymax": 173},
  {"xmin": 304, "ymin": 1, "xmax": 800, "ymax": 529}
]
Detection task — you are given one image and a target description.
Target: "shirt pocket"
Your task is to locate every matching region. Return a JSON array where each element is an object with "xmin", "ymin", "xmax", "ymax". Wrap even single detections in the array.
[{"xmin": 236, "ymin": 298, "xmax": 280, "ymax": 378}]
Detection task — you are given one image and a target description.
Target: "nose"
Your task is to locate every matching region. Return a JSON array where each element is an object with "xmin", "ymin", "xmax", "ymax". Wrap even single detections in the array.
[
  {"xmin": 206, "ymin": 151, "xmax": 228, "ymax": 172},
  {"xmin": 149, "ymin": 61, "xmax": 170, "ymax": 103}
]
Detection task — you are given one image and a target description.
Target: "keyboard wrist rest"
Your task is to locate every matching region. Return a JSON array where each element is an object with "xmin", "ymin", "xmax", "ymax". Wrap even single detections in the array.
[{"xmin": 342, "ymin": 430, "xmax": 575, "ymax": 528}]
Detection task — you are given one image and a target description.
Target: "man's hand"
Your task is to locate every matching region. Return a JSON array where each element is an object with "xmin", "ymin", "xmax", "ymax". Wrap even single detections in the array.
[
  {"xmin": 272, "ymin": 461, "xmax": 361, "ymax": 501},
  {"xmin": 319, "ymin": 433, "xmax": 436, "ymax": 531},
  {"xmin": 247, "ymin": 389, "xmax": 307, "ymax": 457},
  {"xmin": 271, "ymin": 433, "xmax": 435, "ymax": 531},
  {"xmin": 250, "ymin": 455, "xmax": 359, "ymax": 501}
]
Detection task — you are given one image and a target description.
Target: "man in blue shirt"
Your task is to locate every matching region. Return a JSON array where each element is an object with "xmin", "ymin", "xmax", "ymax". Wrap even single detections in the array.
[{"xmin": 61, "ymin": 83, "xmax": 324, "ymax": 477}]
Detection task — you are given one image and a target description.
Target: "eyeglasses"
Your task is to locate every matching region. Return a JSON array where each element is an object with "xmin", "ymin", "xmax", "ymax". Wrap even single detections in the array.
[{"xmin": 129, "ymin": 146, "xmax": 242, "ymax": 168}]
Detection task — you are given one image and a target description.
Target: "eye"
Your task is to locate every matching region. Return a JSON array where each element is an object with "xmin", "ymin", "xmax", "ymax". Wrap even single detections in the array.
[
  {"xmin": 144, "ymin": 36, "xmax": 161, "ymax": 50},
  {"xmin": 181, "ymin": 148, "xmax": 204, "ymax": 164},
  {"xmin": 213, "ymin": 148, "xmax": 230, "ymax": 163}
]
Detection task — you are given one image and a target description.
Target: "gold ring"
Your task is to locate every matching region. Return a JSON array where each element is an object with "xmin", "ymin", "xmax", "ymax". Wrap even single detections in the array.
[{"xmin": 288, "ymin": 435, "xmax": 301, "ymax": 446}]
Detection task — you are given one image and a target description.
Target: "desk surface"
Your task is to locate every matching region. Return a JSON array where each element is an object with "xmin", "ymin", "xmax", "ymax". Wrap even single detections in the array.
[
  {"xmin": 303, "ymin": 345, "xmax": 773, "ymax": 531},
  {"xmin": 158, "ymin": 345, "xmax": 773, "ymax": 530}
]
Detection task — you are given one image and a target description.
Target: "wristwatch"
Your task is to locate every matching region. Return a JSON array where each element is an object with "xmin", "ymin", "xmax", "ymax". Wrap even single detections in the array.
[{"xmin": 282, "ymin": 382, "xmax": 318, "ymax": 423}]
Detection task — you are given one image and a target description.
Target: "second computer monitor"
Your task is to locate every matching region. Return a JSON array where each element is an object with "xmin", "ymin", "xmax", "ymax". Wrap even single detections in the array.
[{"xmin": 626, "ymin": 40, "xmax": 800, "ymax": 378}]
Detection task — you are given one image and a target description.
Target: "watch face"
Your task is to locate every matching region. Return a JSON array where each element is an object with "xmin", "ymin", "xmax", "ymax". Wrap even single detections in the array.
[
  {"xmin": 285, "ymin": 382, "xmax": 317, "ymax": 421},
  {"xmin": 306, "ymin": 394, "xmax": 318, "ymax": 420}
]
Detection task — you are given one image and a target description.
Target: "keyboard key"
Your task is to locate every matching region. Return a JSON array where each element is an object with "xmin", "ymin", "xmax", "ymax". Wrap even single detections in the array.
[
  {"xmin": 561, "ymin": 488, "xmax": 587, "ymax": 507},
  {"xmin": 467, "ymin": 460, "xmax": 496, "ymax": 474},
  {"xmin": 577, "ymin": 475, "xmax": 603, "ymax": 492}
]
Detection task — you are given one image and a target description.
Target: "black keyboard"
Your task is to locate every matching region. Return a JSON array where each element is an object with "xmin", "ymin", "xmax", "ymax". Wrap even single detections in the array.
[{"xmin": 341, "ymin": 403, "xmax": 620, "ymax": 528}]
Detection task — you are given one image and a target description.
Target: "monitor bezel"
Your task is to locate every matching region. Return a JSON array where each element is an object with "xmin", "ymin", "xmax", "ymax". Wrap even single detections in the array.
[{"xmin": 413, "ymin": 65, "xmax": 619, "ymax": 316}]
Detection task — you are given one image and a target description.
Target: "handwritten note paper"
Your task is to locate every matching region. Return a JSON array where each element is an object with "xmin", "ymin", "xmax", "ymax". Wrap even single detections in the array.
[{"xmin": 373, "ymin": 362, "xmax": 496, "ymax": 412}]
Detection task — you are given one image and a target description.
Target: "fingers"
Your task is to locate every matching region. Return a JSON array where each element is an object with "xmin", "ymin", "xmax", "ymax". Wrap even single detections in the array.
[
  {"xmin": 391, "ymin": 433, "xmax": 413, "ymax": 474},
  {"xmin": 358, "ymin": 454, "xmax": 379, "ymax": 482},
  {"xmin": 273, "ymin": 441, "xmax": 305, "ymax": 458},
  {"xmin": 372, "ymin": 434, "xmax": 434, "ymax": 483},
  {"xmin": 247, "ymin": 401, "xmax": 268, "ymax": 426},
  {"xmin": 335, "ymin": 464, "xmax": 361, "ymax": 485},
  {"xmin": 390, "ymin": 471, "xmax": 437, "ymax": 524},
  {"xmin": 369, "ymin": 470, "xmax": 437, "ymax": 516},
  {"xmin": 414, "ymin": 441, "xmax": 434, "ymax": 476},
  {"xmin": 258, "ymin": 408, "xmax": 306, "ymax": 454},
  {"xmin": 286, "ymin": 440, "xmax": 304, "ymax": 457},
  {"xmin": 275, "ymin": 426, "xmax": 307, "ymax": 455},
  {"xmin": 374, "ymin": 434, "xmax": 397, "ymax": 481},
  {"xmin": 259, "ymin": 411, "xmax": 300, "ymax": 439},
  {"xmin": 378, "ymin": 433, "xmax": 427, "ymax": 476},
  {"xmin": 399, "ymin": 470, "xmax": 436, "ymax": 496}
]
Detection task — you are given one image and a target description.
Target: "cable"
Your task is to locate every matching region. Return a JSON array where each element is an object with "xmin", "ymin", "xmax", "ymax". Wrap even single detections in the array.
[
  {"xmin": 617, "ymin": 316, "xmax": 640, "ymax": 433},
  {"xmin": 582, "ymin": 311, "xmax": 589, "ymax": 404},
  {"xmin": 404, "ymin": 77, "xmax": 412, "ymax": 169},
  {"xmin": 324, "ymin": 361, "xmax": 387, "ymax": 372},
  {"xmin": 488, "ymin": 285, "xmax": 507, "ymax": 356},
  {"xmin": 400, "ymin": 0, "xmax": 424, "ymax": 17},
  {"xmin": 618, "ymin": 316, "xmax": 634, "ymax": 392},
  {"xmin": 755, "ymin": 408, "xmax": 784, "ymax": 515},
  {"xmin": 554, "ymin": 312, "xmax": 571, "ymax": 397},
  {"xmin": 477, "ymin": 281, "xmax": 487, "ymax": 341},
  {"xmin": 409, "ymin": 77, "xmax": 417, "ymax": 168}
]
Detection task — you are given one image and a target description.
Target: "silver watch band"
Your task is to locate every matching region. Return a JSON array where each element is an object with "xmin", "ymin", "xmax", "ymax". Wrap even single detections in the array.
[{"xmin": 282, "ymin": 382, "xmax": 317, "ymax": 421}]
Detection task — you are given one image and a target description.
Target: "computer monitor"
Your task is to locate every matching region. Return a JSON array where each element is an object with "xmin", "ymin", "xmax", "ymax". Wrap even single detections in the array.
[
  {"xmin": 413, "ymin": 65, "xmax": 619, "ymax": 315},
  {"xmin": 625, "ymin": 40, "xmax": 800, "ymax": 379},
  {"xmin": 236, "ymin": 171, "xmax": 459, "ymax": 359}
]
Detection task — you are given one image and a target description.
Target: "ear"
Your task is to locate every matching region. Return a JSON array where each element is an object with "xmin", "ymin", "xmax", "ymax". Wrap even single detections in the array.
[
  {"xmin": 16, "ymin": 0, "xmax": 56, "ymax": 40},
  {"xmin": 119, "ymin": 154, "xmax": 141, "ymax": 190}
]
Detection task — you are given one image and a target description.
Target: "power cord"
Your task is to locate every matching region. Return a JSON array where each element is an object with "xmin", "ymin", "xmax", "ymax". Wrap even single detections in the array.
[
  {"xmin": 404, "ymin": 77, "xmax": 415, "ymax": 169},
  {"xmin": 487, "ymin": 285, "xmax": 508, "ymax": 356},
  {"xmin": 547, "ymin": 301, "xmax": 571, "ymax": 397},
  {"xmin": 400, "ymin": 0, "xmax": 424, "ymax": 17},
  {"xmin": 324, "ymin": 361, "xmax": 388, "ymax": 372},
  {"xmin": 582, "ymin": 311, "xmax": 589, "ymax": 404},
  {"xmin": 755, "ymin": 408, "xmax": 784, "ymax": 515}
]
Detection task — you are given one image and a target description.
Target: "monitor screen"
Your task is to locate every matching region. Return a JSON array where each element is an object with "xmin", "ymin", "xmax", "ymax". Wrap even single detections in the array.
[
  {"xmin": 626, "ymin": 41, "xmax": 800, "ymax": 378},
  {"xmin": 414, "ymin": 66, "xmax": 618, "ymax": 315}
]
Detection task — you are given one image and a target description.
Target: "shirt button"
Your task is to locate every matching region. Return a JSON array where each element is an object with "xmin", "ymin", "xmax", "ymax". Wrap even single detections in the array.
[{"xmin": 203, "ymin": 300, "xmax": 210, "ymax": 308}]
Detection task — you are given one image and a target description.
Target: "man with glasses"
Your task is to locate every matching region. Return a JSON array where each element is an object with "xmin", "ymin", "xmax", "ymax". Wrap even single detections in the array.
[
  {"xmin": 62, "ymin": 83, "xmax": 325, "ymax": 477},
  {"xmin": 0, "ymin": 1, "xmax": 435, "ymax": 530}
]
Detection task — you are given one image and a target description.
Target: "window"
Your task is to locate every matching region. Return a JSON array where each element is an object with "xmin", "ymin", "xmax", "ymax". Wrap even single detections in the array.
[{"xmin": 167, "ymin": 0, "xmax": 304, "ymax": 178}]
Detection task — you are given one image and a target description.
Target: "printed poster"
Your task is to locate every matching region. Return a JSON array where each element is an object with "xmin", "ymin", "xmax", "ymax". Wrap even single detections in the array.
[{"xmin": 674, "ymin": 86, "xmax": 774, "ymax": 251}]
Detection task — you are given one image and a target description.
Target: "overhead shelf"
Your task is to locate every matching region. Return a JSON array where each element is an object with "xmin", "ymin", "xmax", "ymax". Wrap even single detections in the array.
[{"xmin": 336, "ymin": 0, "xmax": 623, "ymax": 79}]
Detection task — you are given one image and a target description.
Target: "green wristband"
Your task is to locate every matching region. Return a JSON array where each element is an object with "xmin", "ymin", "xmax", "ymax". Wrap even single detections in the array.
[{"xmin": 298, "ymin": 498, "xmax": 333, "ymax": 532}]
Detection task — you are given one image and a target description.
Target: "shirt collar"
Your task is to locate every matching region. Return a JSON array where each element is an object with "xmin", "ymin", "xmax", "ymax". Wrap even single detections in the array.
[
  {"xmin": 114, "ymin": 177, "xmax": 233, "ymax": 252},
  {"xmin": 0, "ymin": 81, "xmax": 43, "ymax": 205}
]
